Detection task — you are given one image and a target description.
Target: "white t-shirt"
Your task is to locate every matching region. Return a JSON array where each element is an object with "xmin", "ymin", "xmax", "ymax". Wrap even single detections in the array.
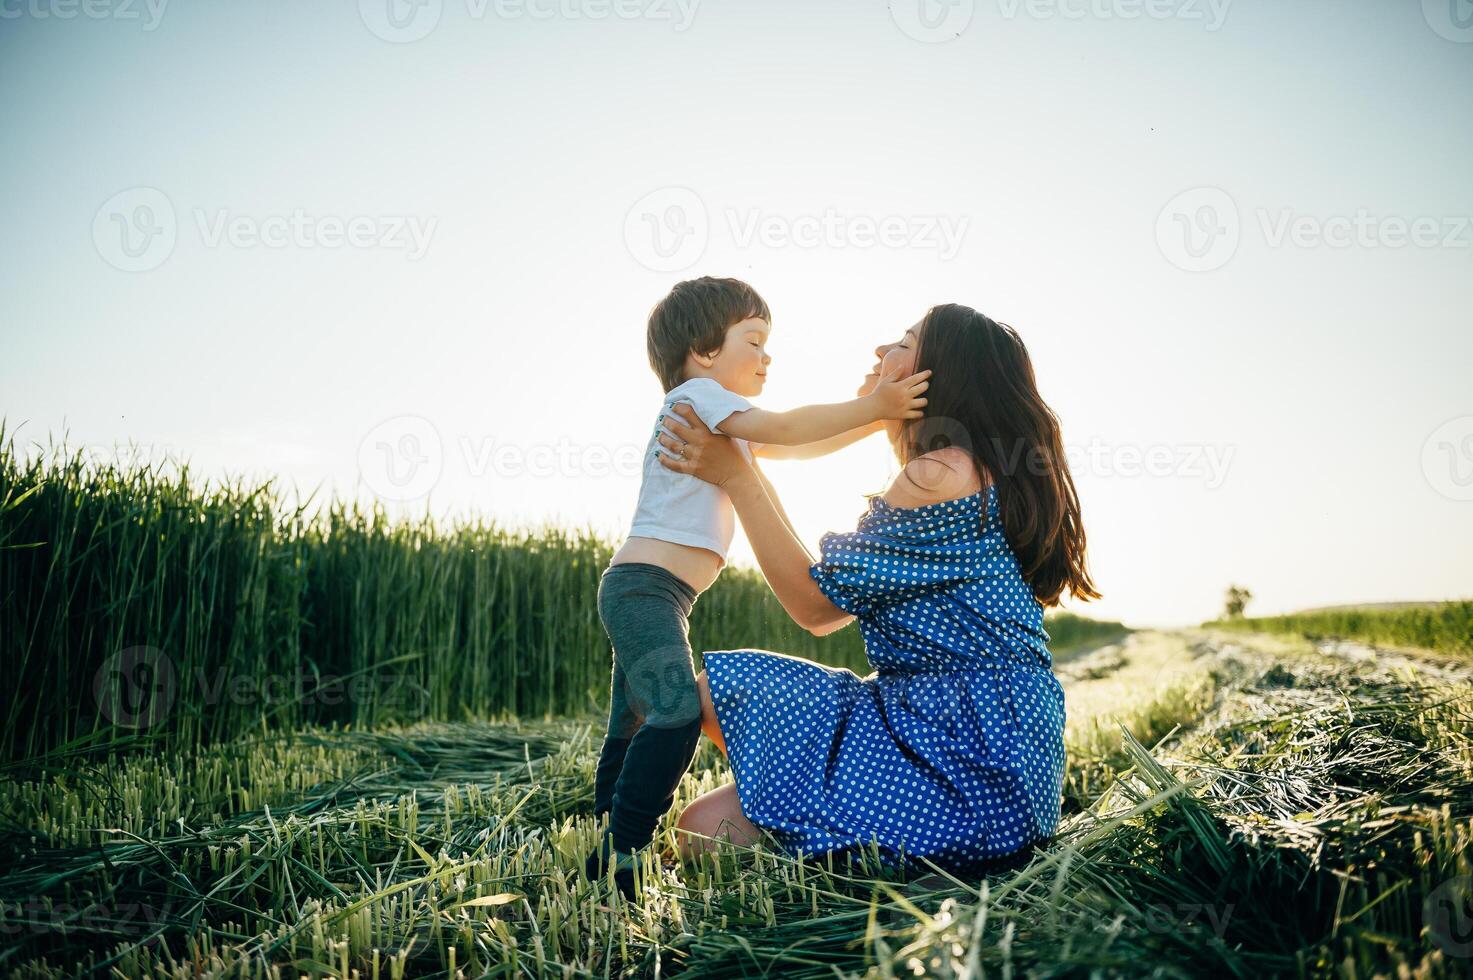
[{"xmin": 627, "ymin": 377, "xmax": 765, "ymax": 561}]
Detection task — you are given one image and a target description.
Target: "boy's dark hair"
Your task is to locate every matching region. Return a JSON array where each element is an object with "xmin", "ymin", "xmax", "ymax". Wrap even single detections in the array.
[{"xmin": 647, "ymin": 277, "xmax": 771, "ymax": 392}]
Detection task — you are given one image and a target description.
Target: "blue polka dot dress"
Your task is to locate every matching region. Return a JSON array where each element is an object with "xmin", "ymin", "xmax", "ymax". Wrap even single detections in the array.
[{"xmin": 702, "ymin": 484, "xmax": 1066, "ymax": 874}]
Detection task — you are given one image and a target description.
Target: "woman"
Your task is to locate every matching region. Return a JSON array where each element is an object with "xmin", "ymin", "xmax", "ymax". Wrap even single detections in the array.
[{"xmin": 653, "ymin": 303, "xmax": 1100, "ymax": 877}]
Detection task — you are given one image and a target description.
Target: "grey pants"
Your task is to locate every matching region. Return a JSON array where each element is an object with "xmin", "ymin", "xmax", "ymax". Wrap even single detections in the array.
[
  {"xmin": 591, "ymin": 562, "xmax": 704, "ymax": 852},
  {"xmin": 598, "ymin": 562, "xmax": 702, "ymax": 735}
]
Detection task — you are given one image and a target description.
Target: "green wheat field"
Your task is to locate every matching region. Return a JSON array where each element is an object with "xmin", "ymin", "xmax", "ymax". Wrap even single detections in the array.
[{"xmin": 1, "ymin": 427, "xmax": 1470, "ymax": 979}]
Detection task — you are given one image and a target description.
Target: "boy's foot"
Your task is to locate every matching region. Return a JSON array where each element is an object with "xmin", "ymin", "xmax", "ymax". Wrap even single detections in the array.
[{"xmin": 582, "ymin": 831, "xmax": 643, "ymax": 903}]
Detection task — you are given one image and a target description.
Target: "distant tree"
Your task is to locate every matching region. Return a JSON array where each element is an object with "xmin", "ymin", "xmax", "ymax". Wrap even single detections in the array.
[{"xmin": 1224, "ymin": 584, "xmax": 1253, "ymax": 619}]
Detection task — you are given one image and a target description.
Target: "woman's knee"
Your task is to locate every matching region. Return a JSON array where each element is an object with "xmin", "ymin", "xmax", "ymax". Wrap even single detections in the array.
[
  {"xmin": 674, "ymin": 784, "xmax": 733, "ymax": 854},
  {"xmin": 674, "ymin": 784, "xmax": 754, "ymax": 860},
  {"xmin": 673, "ymin": 796, "xmax": 706, "ymax": 860},
  {"xmin": 673, "ymin": 796, "xmax": 707, "ymax": 858}
]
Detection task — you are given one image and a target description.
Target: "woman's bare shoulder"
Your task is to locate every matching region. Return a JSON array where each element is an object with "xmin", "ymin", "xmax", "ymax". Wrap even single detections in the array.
[{"xmin": 882, "ymin": 447, "xmax": 986, "ymax": 510}]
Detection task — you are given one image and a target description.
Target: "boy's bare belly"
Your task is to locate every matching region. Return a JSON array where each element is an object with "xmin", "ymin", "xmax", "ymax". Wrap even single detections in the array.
[{"xmin": 609, "ymin": 536, "xmax": 722, "ymax": 595}]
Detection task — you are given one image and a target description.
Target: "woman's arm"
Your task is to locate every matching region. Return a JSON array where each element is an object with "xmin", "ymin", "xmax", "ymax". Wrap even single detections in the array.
[{"xmin": 656, "ymin": 403, "xmax": 855, "ymax": 636}]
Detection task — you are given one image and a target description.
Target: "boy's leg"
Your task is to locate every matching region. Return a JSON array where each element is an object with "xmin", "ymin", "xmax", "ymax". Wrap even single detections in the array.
[
  {"xmin": 592, "ymin": 660, "xmax": 641, "ymax": 819},
  {"xmin": 607, "ymin": 650, "xmax": 703, "ymax": 854},
  {"xmin": 589, "ymin": 565, "xmax": 701, "ymax": 871}
]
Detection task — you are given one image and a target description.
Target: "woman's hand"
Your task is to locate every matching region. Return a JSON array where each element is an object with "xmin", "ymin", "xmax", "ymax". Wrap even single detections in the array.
[
  {"xmin": 657, "ymin": 402, "xmax": 851, "ymax": 635},
  {"xmin": 655, "ymin": 403, "xmax": 757, "ymax": 491}
]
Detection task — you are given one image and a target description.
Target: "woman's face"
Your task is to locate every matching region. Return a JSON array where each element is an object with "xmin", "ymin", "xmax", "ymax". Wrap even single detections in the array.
[{"xmin": 867, "ymin": 320, "xmax": 923, "ymax": 443}]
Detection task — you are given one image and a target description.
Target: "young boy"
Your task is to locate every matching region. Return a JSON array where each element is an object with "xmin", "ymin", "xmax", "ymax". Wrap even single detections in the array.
[{"xmin": 584, "ymin": 276, "xmax": 931, "ymax": 900}]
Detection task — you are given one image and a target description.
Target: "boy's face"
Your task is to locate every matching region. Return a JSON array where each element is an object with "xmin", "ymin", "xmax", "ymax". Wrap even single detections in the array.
[{"xmin": 690, "ymin": 316, "xmax": 771, "ymax": 397}]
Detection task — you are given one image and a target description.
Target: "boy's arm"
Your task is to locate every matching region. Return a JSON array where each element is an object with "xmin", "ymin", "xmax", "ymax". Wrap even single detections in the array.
[
  {"xmin": 753, "ymin": 418, "xmax": 885, "ymax": 460},
  {"xmin": 716, "ymin": 367, "xmax": 930, "ymax": 446}
]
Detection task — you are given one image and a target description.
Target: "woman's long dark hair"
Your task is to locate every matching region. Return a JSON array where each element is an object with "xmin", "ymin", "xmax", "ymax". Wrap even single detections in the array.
[{"xmin": 899, "ymin": 303, "xmax": 1100, "ymax": 608}]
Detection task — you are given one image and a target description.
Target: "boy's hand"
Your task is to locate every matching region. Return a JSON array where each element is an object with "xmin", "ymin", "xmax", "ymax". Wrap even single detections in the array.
[{"xmin": 864, "ymin": 364, "xmax": 932, "ymax": 421}]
